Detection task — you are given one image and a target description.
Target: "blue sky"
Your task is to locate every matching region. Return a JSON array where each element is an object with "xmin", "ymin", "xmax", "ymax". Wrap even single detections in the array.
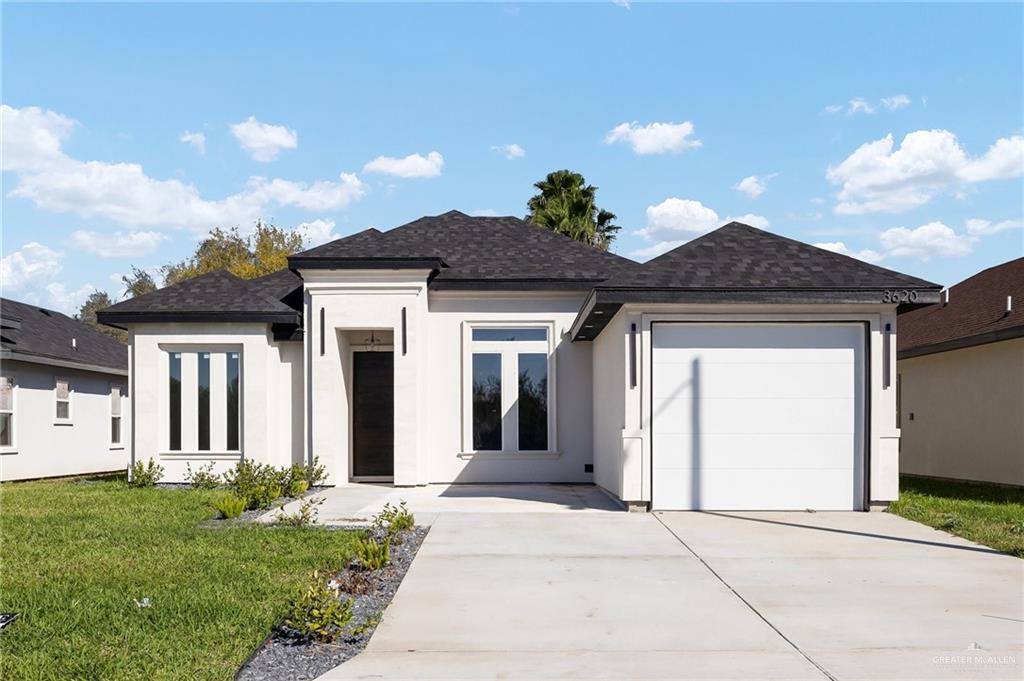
[{"xmin": 2, "ymin": 1, "xmax": 1022, "ymax": 313}]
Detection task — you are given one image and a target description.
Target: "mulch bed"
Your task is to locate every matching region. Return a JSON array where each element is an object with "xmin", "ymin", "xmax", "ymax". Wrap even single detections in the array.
[{"xmin": 235, "ymin": 525, "xmax": 428, "ymax": 681}]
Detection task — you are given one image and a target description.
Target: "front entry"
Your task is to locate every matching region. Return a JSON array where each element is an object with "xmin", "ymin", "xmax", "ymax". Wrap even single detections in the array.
[{"xmin": 352, "ymin": 351, "xmax": 394, "ymax": 479}]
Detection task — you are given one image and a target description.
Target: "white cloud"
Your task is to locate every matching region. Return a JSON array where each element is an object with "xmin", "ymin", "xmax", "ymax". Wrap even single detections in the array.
[
  {"xmin": 826, "ymin": 130, "xmax": 1024, "ymax": 214},
  {"xmin": 363, "ymin": 151, "xmax": 444, "ymax": 178},
  {"xmin": 1, "ymin": 105, "xmax": 366, "ymax": 233},
  {"xmin": 735, "ymin": 173, "xmax": 776, "ymax": 199},
  {"xmin": 880, "ymin": 95, "xmax": 911, "ymax": 111},
  {"xmin": 604, "ymin": 121, "xmax": 701, "ymax": 155},
  {"xmin": 628, "ymin": 240, "xmax": 686, "ymax": 260},
  {"xmin": 0, "ymin": 242, "xmax": 63, "ymax": 292},
  {"xmin": 294, "ymin": 219, "xmax": 339, "ymax": 247},
  {"xmin": 44, "ymin": 282, "xmax": 95, "ymax": 315},
  {"xmin": 823, "ymin": 104, "xmax": 844, "ymax": 114},
  {"xmin": 229, "ymin": 116, "xmax": 297, "ymax": 162},
  {"xmin": 613, "ymin": 0, "xmax": 631, "ymax": 8},
  {"xmin": 491, "ymin": 143, "xmax": 525, "ymax": 160},
  {"xmin": 636, "ymin": 197, "xmax": 769, "ymax": 256},
  {"xmin": 68, "ymin": 230, "xmax": 168, "ymax": 258},
  {"xmin": 878, "ymin": 221, "xmax": 975, "ymax": 260},
  {"xmin": 812, "ymin": 241, "xmax": 885, "ymax": 264},
  {"xmin": 964, "ymin": 217, "xmax": 1024, "ymax": 236},
  {"xmin": 847, "ymin": 98, "xmax": 876, "ymax": 115},
  {"xmin": 179, "ymin": 131, "xmax": 206, "ymax": 155}
]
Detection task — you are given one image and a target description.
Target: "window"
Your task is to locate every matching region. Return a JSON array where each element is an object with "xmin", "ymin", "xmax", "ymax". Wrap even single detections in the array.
[
  {"xmin": 226, "ymin": 352, "xmax": 240, "ymax": 451},
  {"xmin": 0, "ymin": 376, "xmax": 13, "ymax": 448},
  {"xmin": 55, "ymin": 378, "xmax": 71, "ymax": 420},
  {"xmin": 466, "ymin": 325, "xmax": 553, "ymax": 452},
  {"xmin": 169, "ymin": 352, "xmax": 182, "ymax": 451},
  {"xmin": 165, "ymin": 349, "xmax": 241, "ymax": 452},
  {"xmin": 110, "ymin": 385, "xmax": 123, "ymax": 446}
]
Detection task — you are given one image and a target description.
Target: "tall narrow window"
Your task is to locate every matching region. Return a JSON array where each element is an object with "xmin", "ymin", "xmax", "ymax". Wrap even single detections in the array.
[
  {"xmin": 169, "ymin": 352, "xmax": 182, "ymax": 451},
  {"xmin": 226, "ymin": 352, "xmax": 240, "ymax": 451},
  {"xmin": 197, "ymin": 352, "xmax": 210, "ymax": 451},
  {"xmin": 55, "ymin": 378, "xmax": 70, "ymax": 420},
  {"xmin": 110, "ymin": 385, "xmax": 122, "ymax": 445},
  {"xmin": 518, "ymin": 353, "xmax": 548, "ymax": 451},
  {"xmin": 0, "ymin": 376, "xmax": 13, "ymax": 448},
  {"xmin": 472, "ymin": 353, "xmax": 502, "ymax": 450}
]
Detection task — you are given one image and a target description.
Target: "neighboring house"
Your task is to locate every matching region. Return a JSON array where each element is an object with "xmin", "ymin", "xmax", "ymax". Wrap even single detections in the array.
[
  {"xmin": 1, "ymin": 298, "xmax": 130, "ymax": 481},
  {"xmin": 897, "ymin": 258, "xmax": 1024, "ymax": 488},
  {"xmin": 98, "ymin": 211, "xmax": 941, "ymax": 510}
]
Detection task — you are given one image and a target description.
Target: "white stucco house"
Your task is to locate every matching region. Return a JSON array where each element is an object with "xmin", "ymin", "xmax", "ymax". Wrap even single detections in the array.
[
  {"xmin": 1, "ymin": 298, "xmax": 130, "ymax": 481},
  {"xmin": 98, "ymin": 211, "xmax": 941, "ymax": 510}
]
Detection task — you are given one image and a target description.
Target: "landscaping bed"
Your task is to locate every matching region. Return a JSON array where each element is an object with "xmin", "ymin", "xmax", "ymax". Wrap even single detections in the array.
[
  {"xmin": 889, "ymin": 475, "xmax": 1024, "ymax": 557},
  {"xmin": 237, "ymin": 524, "xmax": 427, "ymax": 681}
]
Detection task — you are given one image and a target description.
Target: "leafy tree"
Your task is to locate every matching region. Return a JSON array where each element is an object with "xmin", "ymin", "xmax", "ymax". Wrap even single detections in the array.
[
  {"xmin": 525, "ymin": 170, "xmax": 621, "ymax": 250},
  {"xmin": 77, "ymin": 290, "xmax": 127, "ymax": 343},
  {"xmin": 161, "ymin": 221, "xmax": 304, "ymax": 286},
  {"xmin": 121, "ymin": 266, "xmax": 158, "ymax": 299}
]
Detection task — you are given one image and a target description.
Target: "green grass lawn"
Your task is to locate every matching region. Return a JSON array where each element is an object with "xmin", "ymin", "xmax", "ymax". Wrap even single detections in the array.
[
  {"xmin": 0, "ymin": 476, "xmax": 357, "ymax": 680},
  {"xmin": 889, "ymin": 475, "xmax": 1024, "ymax": 557}
]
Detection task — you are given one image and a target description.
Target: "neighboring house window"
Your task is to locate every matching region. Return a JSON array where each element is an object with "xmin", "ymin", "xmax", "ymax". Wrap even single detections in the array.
[
  {"xmin": 0, "ymin": 376, "xmax": 13, "ymax": 448},
  {"xmin": 55, "ymin": 378, "xmax": 71, "ymax": 420},
  {"xmin": 166, "ymin": 349, "xmax": 242, "ymax": 452},
  {"xmin": 169, "ymin": 352, "xmax": 182, "ymax": 451},
  {"xmin": 110, "ymin": 385, "xmax": 123, "ymax": 446},
  {"xmin": 467, "ymin": 326, "xmax": 552, "ymax": 452}
]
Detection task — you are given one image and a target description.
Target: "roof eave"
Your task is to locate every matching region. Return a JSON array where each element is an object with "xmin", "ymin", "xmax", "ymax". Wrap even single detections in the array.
[
  {"xmin": 898, "ymin": 324, "xmax": 1024, "ymax": 360},
  {"xmin": 0, "ymin": 349, "xmax": 128, "ymax": 376},
  {"xmin": 96, "ymin": 310, "xmax": 301, "ymax": 328},
  {"xmin": 288, "ymin": 256, "xmax": 446, "ymax": 271}
]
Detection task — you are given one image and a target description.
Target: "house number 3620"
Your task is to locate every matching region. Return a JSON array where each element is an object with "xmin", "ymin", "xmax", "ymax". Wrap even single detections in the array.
[{"xmin": 882, "ymin": 289, "xmax": 918, "ymax": 303}]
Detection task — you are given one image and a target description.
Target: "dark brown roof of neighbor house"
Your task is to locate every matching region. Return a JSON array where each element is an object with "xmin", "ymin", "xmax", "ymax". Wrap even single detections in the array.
[
  {"xmin": 898, "ymin": 257, "xmax": 1024, "ymax": 358},
  {"xmin": 1, "ymin": 298, "xmax": 128, "ymax": 374}
]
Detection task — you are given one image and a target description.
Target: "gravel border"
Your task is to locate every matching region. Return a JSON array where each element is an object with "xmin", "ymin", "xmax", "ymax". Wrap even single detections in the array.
[
  {"xmin": 236, "ymin": 526, "xmax": 428, "ymax": 681},
  {"xmin": 186, "ymin": 487, "xmax": 328, "ymax": 527}
]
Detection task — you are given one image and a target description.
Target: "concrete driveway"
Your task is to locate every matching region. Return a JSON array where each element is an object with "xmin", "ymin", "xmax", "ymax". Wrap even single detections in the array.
[{"xmin": 316, "ymin": 486, "xmax": 1022, "ymax": 681}]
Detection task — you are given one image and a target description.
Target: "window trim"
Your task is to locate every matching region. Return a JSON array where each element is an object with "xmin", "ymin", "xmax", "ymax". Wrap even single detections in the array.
[
  {"xmin": 461, "ymin": 321, "xmax": 557, "ymax": 456},
  {"xmin": 54, "ymin": 376, "xmax": 72, "ymax": 424},
  {"xmin": 0, "ymin": 374, "xmax": 15, "ymax": 452},
  {"xmin": 109, "ymin": 382, "xmax": 124, "ymax": 449}
]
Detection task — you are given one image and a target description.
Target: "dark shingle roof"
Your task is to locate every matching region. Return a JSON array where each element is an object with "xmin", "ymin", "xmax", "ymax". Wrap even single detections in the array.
[
  {"xmin": 898, "ymin": 257, "xmax": 1024, "ymax": 358},
  {"xmin": 1, "ymin": 298, "xmax": 128, "ymax": 373},
  {"xmin": 97, "ymin": 270, "xmax": 301, "ymax": 328},
  {"xmin": 290, "ymin": 211, "xmax": 642, "ymax": 288},
  {"xmin": 615, "ymin": 222, "xmax": 937, "ymax": 289}
]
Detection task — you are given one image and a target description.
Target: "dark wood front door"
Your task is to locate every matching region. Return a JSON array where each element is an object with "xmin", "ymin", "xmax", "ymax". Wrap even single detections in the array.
[{"xmin": 352, "ymin": 351, "xmax": 394, "ymax": 478}]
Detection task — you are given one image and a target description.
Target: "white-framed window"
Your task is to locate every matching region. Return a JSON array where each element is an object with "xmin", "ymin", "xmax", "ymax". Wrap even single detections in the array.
[
  {"xmin": 110, "ymin": 384, "xmax": 123, "ymax": 446},
  {"xmin": 166, "ymin": 348, "xmax": 242, "ymax": 453},
  {"xmin": 0, "ymin": 375, "xmax": 14, "ymax": 449},
  {"xmin": 55, "ymin": 377, "xmax": 72, "ymax": 421},
  {"xmin": 463, "ymin": 323, "xmax": 555, "ymax": 453}
]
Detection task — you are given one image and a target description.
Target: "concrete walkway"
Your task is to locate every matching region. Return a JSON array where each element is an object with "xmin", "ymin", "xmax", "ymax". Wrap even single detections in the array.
[{"xmin": 312, "ymin": 486, "xmax": 1023, "ymax": 680}]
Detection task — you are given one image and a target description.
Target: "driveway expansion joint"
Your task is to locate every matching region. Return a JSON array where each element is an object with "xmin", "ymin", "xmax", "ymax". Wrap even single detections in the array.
[{"xmin": 653, "ymin": 513, "xmax": 838, "ymax": 681}]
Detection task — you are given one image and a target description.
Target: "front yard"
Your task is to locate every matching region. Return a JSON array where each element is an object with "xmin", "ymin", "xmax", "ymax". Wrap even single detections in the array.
[
  {"xmin": 889, "ymin": 475, "xmax": 1024, "ymax": 557},
  {"xmin": 0, "ymin": 476, "xmax": 358, "ymax": 680}
]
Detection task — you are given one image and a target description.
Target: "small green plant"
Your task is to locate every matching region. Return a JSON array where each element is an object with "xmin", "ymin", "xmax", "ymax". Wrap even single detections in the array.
[
  {"xmin": 184, "ymin": 462, "xmax": 220, "ymax": 490},
  {"xmin": 937, "ymin": 513, "xmax": 963, "ymax": 531},
  {"xmin": 223, "ymin": 460, "xmax": 282, "ymax": 510},
  {"xmin": 213, "ymin": 493, "xmax": 247, "ymax": 519},
  {"xmin": 275, "ymin": 496, "xmax": 323, "ymax": 527},
  {"xmin": 287, "ymin": 479, "xmax": 309, "ymax": 498},
  {"xmin": 347, "ymin": 614, "xmax": 380, "ymax": 638},
  {"xmin": 282, "ymin": 571, "xmax": 353, "ymax": 643},
  {"xmin": 305, "ymin": 456, "xmax": 327, "ymax": 487},
  {"xmin": 373, "ymin": 501, "xmax": 415, "ymax": 539},
  {"xmin": 354, "ymin": 535, "xmax": 390, "ymax": 570},
  {"xmin": 128, "ymin": 459, "xmax": 164, "ymax": 487},
  {"xmin": 1008, "ymin": 520, "xmax": 1024, "ymax": 535}
]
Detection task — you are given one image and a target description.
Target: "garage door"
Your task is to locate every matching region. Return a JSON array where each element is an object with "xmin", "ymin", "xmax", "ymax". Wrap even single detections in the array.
[{"xmin": 651, "ymin": 323, "xmax": 864, "ymax": 511}]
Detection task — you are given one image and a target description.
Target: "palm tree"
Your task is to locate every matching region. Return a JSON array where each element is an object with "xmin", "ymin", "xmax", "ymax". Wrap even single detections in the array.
[{"xmin": 525, "ymin": 170, "xmax": 621, "ymax": 250}]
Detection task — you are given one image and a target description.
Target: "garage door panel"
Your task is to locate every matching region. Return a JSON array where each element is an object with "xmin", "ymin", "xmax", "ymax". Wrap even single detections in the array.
[
  {"xmin": 653, "ymin": 396, "xmax": 857, "ymax": 436},
  {"xmin": 653, "ymin": 467, "xmax": 859, "ymax": 511},
  {"xmin": 652, "ymin": 323, "xmax": 864, "ymax": 511},
  {"xmin": 652, "ymin": 361, "xmax": 856, "ymax": 400},
  {"xmin": 653, "ymin": 432, "xmax": 858, "ymax": 470}
]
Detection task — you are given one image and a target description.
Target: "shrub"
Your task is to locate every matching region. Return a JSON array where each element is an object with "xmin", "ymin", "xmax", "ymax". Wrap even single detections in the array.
[
  {"xmin": 287, "ymin": 479, "xmax": 309, "ymax": 498},
  {"xmin": 373, "ymin": 501, "xmax": 415, "ymax": 540},
  {"xmin": 184, "ymin": 462, "xmax": 220, "ymax": 490},
  {"xmin": 305, "ymin": 456, "xmax": 327, "ymax": 487},
  {"xmin": 355, "ymin": 535, "xmax": 390, "ymax": 570},
  {"xmin": 128, "ymin": 459, "xmax": 164, "ymax": 488},
  {"xmin": 275, "ymin": 496, "xmax": 323, "ymax": 527},
  {"xmin": 213, "ymin": 493, "xmax": 247, "ymax": 519},
  {"xmin": 282, "ymin": 571, "xmax": 353, "ymax": 643},
  {"xmin": 223, "ymin": 460, "xmax": 282, "ymax": 510}
]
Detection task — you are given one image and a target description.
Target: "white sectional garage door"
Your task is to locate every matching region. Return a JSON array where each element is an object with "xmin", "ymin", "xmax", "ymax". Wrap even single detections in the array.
[{"xmin": 651, "ymin": 323, "xmax": 864, "ymax": 511}]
